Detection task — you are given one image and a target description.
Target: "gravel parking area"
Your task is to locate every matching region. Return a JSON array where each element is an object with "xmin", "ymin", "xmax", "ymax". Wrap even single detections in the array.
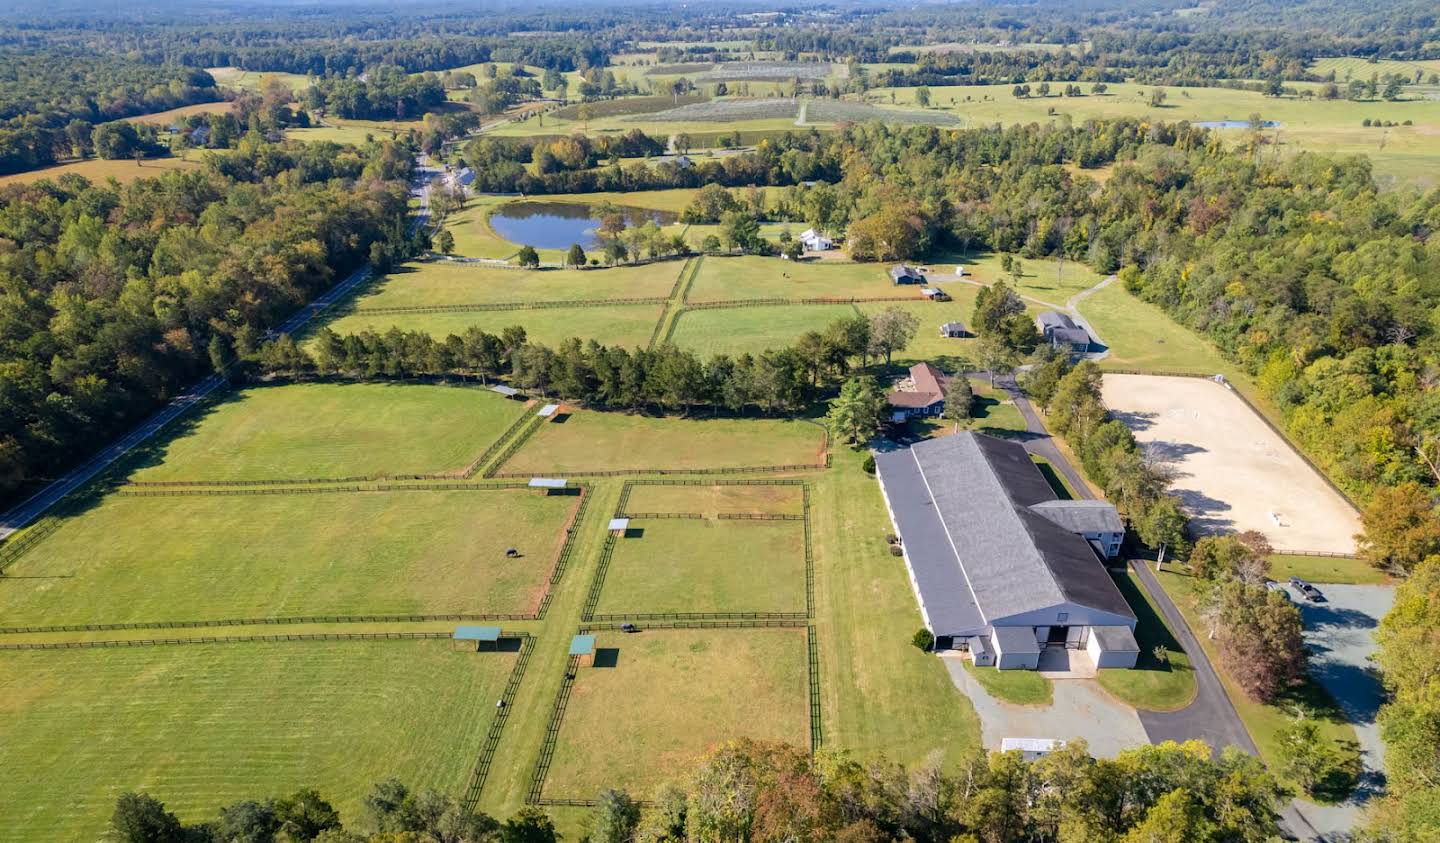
[{"xmin": 1102, "ymin": 375, "xmax": 1361, "ymax": 554}]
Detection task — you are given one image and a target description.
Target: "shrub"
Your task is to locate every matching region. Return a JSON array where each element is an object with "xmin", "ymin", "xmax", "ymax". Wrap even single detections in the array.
[
  {"xmin": 889, "ymin": 545, "xmax": 904, "ymax": 557},
  {"xmin": 862, "ymin": 453, "xmax": 876, "ymax": 474},
  {"xmin": 912, "ymin": 628, "xmax": 935, "ymax": 652}
]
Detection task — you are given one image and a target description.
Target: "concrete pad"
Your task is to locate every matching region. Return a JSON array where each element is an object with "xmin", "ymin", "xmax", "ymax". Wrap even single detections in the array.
[
  {"xmin": 1102, "ymin": 374, "xmax": 1360, "ymax": 554},
  {"xmin": 1036, "ymin": 646, "xmax": 1098, "ymax": 679},
  {"xmin": 941, "ymin": 653, "xmax": 1148, "ymax": 759}
]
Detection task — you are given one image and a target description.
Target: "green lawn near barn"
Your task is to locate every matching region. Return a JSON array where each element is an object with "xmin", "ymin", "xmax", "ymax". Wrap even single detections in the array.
[
  {"xmin": 592, "ymin": 519, "xmax": 807, "ymax": 616},
  {"xmin": 1097, "ymin": 570, "xmax": 1198, "ymax": 711}
]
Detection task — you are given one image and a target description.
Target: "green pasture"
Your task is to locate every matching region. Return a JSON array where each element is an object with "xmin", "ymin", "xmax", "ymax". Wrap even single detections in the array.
[
  {"xmin": 540, "ymin": 627, "xmax": 810, "ymax": 800},
  {"xmin": 622, "ymin": 482, "xmax": 805, "ymax": 516},
  {"xmin": 963, "ymin": 661, "xmax": 1053, "ymax": 705},
  {"xmin": 0, "ymin": 641, "xmax": 510, "ymax": 840},
  {"xmin": 285, "ymin": 125, "xmax": 381, "ymax": 145},
  {"xmin": 1267, "ymin": 554, "xmax": 1390, "ymax": 585},
  {"xmin": 442, "ymin": 197, "xmax": 524, "ymax": 260},
  {"xmin": 0, "ymin": 489, "xmax": 575, "ymax": 625},
  {"xmin": 344, "ymin": 260, "xmax": 685, "ymax": 309},
  {"xmin": 669, "ymin": 303, "xmax": 860, "ymax": 356},
  {"xmin": 874, "ymin": 81, "xmax": 1440, "ymax": 189},
  {"xmin": 686, "ymin": 255, "xmax": 909, "ymax": 302},
  {"xmin": 498, "ymin": 411, "xmax": 827, "ymax": 475},
  {"xmin": 1307, "ymin": 56, "xmax": 1440, "ymax": 83},
  {"xmin": 1076, "ymin": 281, "xmax": 1233, "ymax": 374},
  {"xmin": 593, "ymin": 519, "xmax": 807, "ymax": 616},
  {"xmin": 206, "ymin": 67, "xmax": 312, "ymax": 92},
  {"xmin": 316, "ymin": 302, "xmax": 665, "ymax": 349},
  {"xmin": 856, "ymin": 296, "xmax": 984, "ymax": 369},
  {"xmin": 925, "ymin": 251, "xmax": 1106, "ymax": 308},
  {"xmin": 1155, "ymin": 567, "xmax": 1361, "ymax": 801},
  {"xmin": 1097, "ymin": 570, "xmax": 1197, "ymax": 711},
  {"xmin": 128, "ymin": 383, "xmax": 525, "ymax": 482}
]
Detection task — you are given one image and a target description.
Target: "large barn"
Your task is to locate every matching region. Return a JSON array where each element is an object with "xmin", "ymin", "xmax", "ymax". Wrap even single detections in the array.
[{"xmin": 874, "ymin": 432, "xmax": 1138, "ymax": 670}]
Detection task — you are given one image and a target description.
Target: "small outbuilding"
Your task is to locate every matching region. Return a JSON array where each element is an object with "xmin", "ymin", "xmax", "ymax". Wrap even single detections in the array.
[
  {"xmin": 920, "ymin": 287, "xmax": 950, "ymax": 301},
  {"xmin": 490, "ymin": 385, "xmax": 521, "ymax": 399},
  {"xmin": 569, "ymin": 634, "xmax": 597, "ymax": 668},
  {"xmin": 1086, "ymin": 626, "xmax": 1141, "ymax": 669},
  {"xmin": 889, "ymin": 264, "xmax": 923, "ymax": 285},
  {"xmin": 452, "ymin": 625, "xmax": 502, "ymax": 651},
  {"xmin": 537, "ymin": 403, "xmax": 560, "ymax": 419},
  {"xmin": 608, "ymin": 518, "xmax": 631, "ymax": 535},
  {"xmin": 799, "ymin": 228, "xmax": 833, "ymax": 251},
  {"xmin": 1036, "ymin": 311, "xmax": 1095, "ymax": 357},
  {"xmin": 528, "ymin": 477, "xmax": 568, "ymax": 492},
  {"xmin": 1001, "ymin": 737, "xmax": 1066, "ymax": 761},
  {"xmin": 939, "ymin": 321, "xmax": 970, "ymax": 338},
  {"xmin": 991, "ymin": 626, "xmax": 1042, "ymax": 670}
]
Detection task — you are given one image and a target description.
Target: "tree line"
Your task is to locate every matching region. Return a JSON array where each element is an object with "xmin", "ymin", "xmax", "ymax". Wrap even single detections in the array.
[
  {"xmin": 105, "ymin": 736, "xmax": 1292, "ymax": 843},
  {"xmin": 0, "ymin": 138, "xmax": 415, "ymax": 506}
]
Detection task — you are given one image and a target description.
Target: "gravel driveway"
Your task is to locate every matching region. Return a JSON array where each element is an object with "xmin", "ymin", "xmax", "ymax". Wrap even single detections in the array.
[
  {"xmin": 941, "ymin": 653, "xmax": 1149, "ymax": 759},
  {"xmin": 1288, "ymin": 583, "xmax": 1395, "ymax": 839}
]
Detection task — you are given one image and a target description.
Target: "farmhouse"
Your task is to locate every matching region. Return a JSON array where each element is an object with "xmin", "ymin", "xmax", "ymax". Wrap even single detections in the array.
[
  {"xmin": 885, "ymin": 362, "xmax": 949, "ymax": 420},
  {"xmin": 798, "ymin": 228, "xmax": 833, "ymax": 251},
  {"xmin": 1036, "ymin": 311, "xmax": 1094, "ymax": 356},
  {"xmin": 447, "ymin": 167, "xmax": 476, "ymax": 192},
  {"xmin": 874, "ymin": 432, "xmax": 1138, "ymax": 670},
  {"xmin": 889, "ymin": 264, "xmax": 923, "ymax": 285}
]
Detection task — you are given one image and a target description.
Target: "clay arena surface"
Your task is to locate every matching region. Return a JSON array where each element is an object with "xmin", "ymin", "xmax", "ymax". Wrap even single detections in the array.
[{"xmin": 1101, "ymin": 374, "xmax": 1360, "ymax": 554}]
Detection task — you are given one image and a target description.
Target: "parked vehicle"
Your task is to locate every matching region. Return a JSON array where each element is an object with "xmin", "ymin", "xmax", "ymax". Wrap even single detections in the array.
[{"xmin": 1288, "ymin": 576, "xmax": 1325, "ymax": 602}]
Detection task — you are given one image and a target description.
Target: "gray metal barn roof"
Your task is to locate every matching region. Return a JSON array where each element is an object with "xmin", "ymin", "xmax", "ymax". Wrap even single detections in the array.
[
  {"xmin": 1091, "ymin": 625, "xmax": 1140, "ymax": 653},
  {"xmin": 875, "ymin": 432, "xmax": 1134, "ymax": 631},
  {"xmin": 993, "ymin": 625, "xmax": 1041, "ymax": 653},
  {"xmin": 1030, "ymin": 500, "xmax": 1125, "ymax": 534}
]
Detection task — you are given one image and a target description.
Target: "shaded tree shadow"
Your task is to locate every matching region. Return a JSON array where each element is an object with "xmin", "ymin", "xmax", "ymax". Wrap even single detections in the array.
[
  {"xmin": 1142, "ymin": 439, "xmax": 1207, "ymax": 463},
  {"xmin": 1108, "ymin": 409, "xmax": 1158, "ymax": 432}
]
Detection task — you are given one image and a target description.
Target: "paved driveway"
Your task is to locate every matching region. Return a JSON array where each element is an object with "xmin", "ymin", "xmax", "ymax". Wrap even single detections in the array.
[
  {"xmin": 940, "ymin": 653, "xmax": 1149, "ymax": 759},
  {"xmin": 1288, "ymin": 583, "xmax": 1395, "ymax": 839}
]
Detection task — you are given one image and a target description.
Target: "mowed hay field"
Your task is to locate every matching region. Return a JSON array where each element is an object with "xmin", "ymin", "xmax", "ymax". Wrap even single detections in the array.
[
  {"xmin": 0, "ymin": 155, "xmax": 203, "ymax": 188},
  {"xmin": 128, "ymin": 383, "xmax": 529, "ymax": 482},
  {"xmin": 623, "ymin": 481, "xmax": 806, "ymax": 516},
  {"xmin": 686, "ymin": 255, "xmax": 915, "ymax": 302},
  {"xmin": 1102, "ymin": 374, "xmax": 1362, "ymax": 553},
  {"xmin": 316, "ymin": 302, "xmax": 665, "ymax": 349},
  {"xmin": 593, "ymin": 519, "xmax": 807, "ymax": 615},
  {"xmin": 0, "ymin": 641, "xmax": 511, "ymax": 840},
  {"xmin": 344, "ymin": 260, "xmax": 685, "ymax": 309},
  {"xmin": 0, "ymin": 489, "xmax": 576, "ymax": 625},
  {"xmin": 539, "ymin": 627, "xmax": 810, "ymax": 800},
  {"xmin": 498, "ymin": 411, "xmax": 827, "ymax": 475},
  {"xmin": 669, "ymin": 303, "xmax": 861, "ymax": 356}
]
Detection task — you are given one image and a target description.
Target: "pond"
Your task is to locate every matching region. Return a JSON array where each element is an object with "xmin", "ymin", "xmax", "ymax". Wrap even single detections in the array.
[
  {"xmin": 1193, "ymin": 120, "xmax": 1281, "ymax": 129},
  {"xmin": 488, "ymin": 201, "xmax": 678, "ymax": 251}
]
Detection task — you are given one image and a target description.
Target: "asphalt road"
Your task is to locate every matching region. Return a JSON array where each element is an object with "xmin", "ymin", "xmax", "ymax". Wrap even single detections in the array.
[{"xmin": 0, "ymin": 156, "xmax": 435, "ymax": 541}]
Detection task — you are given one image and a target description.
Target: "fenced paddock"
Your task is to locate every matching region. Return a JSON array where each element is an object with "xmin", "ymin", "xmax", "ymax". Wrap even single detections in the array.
[
  {"xmin": 1101, "ymin": 374, "xmax": 1361, "ymax": 554},
  {"xmin": 338, "ymin": 260, "xmax": 688, "ymax": 310},
  {"xmin": 494, "ymin": 411, "xmax": 828, "ymax": 476},
  {"xmin": 528, "ymin": 625, "xmax": 813, "ymax": 803},
  {"xmin": 667, "ymin": 303, "xmax": 861, "ymax": 357},
  {"xmin": 125, "ymin": 382, "xmax": 530, "ymax": 484},
  {"xmin": 314, "ymin": 301, "xmax": 666, "ymax": 351},
  {"xmin": 0, "ymin": 638, "xmax": 523, "ymax": 841},
  {"xmin": 0, "ymin": 487, "xmax": 582, "ymax": 627},
  {"xmin": 621, "ymin": 480, "xmax": 806, "ymax": 517}
]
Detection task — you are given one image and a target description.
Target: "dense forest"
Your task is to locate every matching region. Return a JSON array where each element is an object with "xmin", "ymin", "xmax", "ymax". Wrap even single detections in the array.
[
  {"xmin": 102, "ymin": 737, "xmax": 1290, "ymax": 843},
  {"xmin": 0, "ymin": 137, "xmax": 414, "ymax": 503}
]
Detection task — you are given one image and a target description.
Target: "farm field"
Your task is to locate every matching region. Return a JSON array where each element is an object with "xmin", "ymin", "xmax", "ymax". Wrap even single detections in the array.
[
  {"xmin": 206, "ymin": 66, "xmax": 312, "ymax": 92},
  {"xmin": 592, "ymin": 519, "xmax": 807, "ymax": 616},
  {"xmin": 856, "ymin": 295, "xmax": 986, "ymax": 368},
  {"xmin": 1307, "ymin": 56, "xmax": 1440, "ymax": 82},
  {"xmin": 122, "ymin": 100, "xmax": 235, "ymax": 125},
  {"xmin": 1102, "ymin": 374, "xmax": 1362, "ymax": 554},
  {"xmin": 927, "ymin": 251, "xmax": 1107, "ymax": 307},
  {"xmin": 0, "ymin": 155, "xmax": 203, "ymax": 188},
  {"xmin": 875, "ymin": 81, "xmax": 1440, "ymax": 189},
  {"xmin": 127, "ymin": 383, "xmax": 527, "ymax": 482},
  {"xmin": 342, "ymin": 260, "xmax": 685, "ymax": 309},
  {"xmin": 538, "ymin": 627, "xmax": 811, "ymax": 800},
  {"xmin": 668, "ymin": 303, "xmax": 860, "ymax": 356},
  {"xmin": 286, "ymin": 124, "xmax": 385, "ymax": 145},
  {"xmin": 497, "ymin": 410, "xmax": 827, "ymax": 475},
  {"xmin": 686, "ymin": 255, "xmax": 911, "ymax": 302},
  {"xmin": 315, "ymin": 302, "xmax": 665, "ymax": 349},
  {"xmin": 0, "ymin": 640, "xmax": 512, "ymax": 840},
  {"xmin": 622, "ymin": 481, "xmax": 806, "ymax": 516},
  {"xmin": 0, "ymin": 488, "xmax": 577, "ymax": 625}
]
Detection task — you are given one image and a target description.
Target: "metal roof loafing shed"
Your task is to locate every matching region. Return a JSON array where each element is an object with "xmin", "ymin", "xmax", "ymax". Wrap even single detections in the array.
[{"xmin": 874, "ymin": 431, "xmax": 1137, "ymax": 670}]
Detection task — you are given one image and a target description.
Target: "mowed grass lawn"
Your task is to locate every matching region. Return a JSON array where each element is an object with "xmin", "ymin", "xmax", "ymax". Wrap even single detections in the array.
[
  {"xmin": 316, "ymin": 303, "xmax": 665, "ymax": 349},
  {"xmin": 1076, "ymin": 281, "xmax": 1234, "ymax": 375},
  {"xmin": 1268, "ymin": 554, "xmax": 1391, "ymax": 585},
  {"xmin": 345, "ymin": 260, "xmax": 685, "ymax": 309},
  {"xmin": 670, "ymin": 303, "xmax": 859, "ymax": 356},
  {"xmin": 0, "ymin": 489, "xmax": 576, "ymax": 625},
  {"xmin": 128, "ymin": 383, "xmax": 528, "ymax": 482},
  {"xmin": 594, "ymin": 519, "xmax": 807, "ymax": 615},
  {"xmin": 686, "ymin": 255, "xmax": 910, "ymax": 302},
  {"xmin": 623, "ymin": 482, "xmax": 805, "ymax": 516},
  {"xmin": 1154, "ymin": 568, "xmax": 1360, "ymax": 798},
  {"xmin": 0, "ymin": 641, "xmax": 511, "ymax": 840},
  {"xmin": 541, "ymin": 628, "xmax": 810, "ymax": 799},
  {"xmin": 963, "ymin": 661, "xmax": 1053, "ymax": 705},
  {"xmin": 857, "ymin": 295, "xmax": 984, "ymax": 368},
  {"xmin": 499, "ymin": 411, "xmax": 827, "ymax": 474},
  {"xmin": 1098, "ymin": 570, "xmax": 1197, "ymax": 711}
]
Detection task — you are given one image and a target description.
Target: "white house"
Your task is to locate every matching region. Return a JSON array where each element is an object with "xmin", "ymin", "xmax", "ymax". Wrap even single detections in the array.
[{"xmin": 798, "ymin": 228, "xmax": 833, "ymax": 251}]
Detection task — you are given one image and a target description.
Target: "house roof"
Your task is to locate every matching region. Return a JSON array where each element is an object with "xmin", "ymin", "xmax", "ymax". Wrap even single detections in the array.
[
  {"xmin": 889, "ymin": 264, "xmax": 919, "ymax": 280},
  {"xmin": 887, "ymin": 391, "xmax": 944, "ymax": 409},
  {"xmin": 1051, "ymin": 327, "xmax": 1092, "ymax": 348},
  {"xmin": 1029, "ymin": 500, "xmax": 1124, "ymax": 534},
  {"xmin": 874, "ymin": 432, "xmax": 1134, "ymax": 631},
  {"xmin": 910, "ymin": 362, "xmax": 947, "ymax": 395},
  {"xmin": 1037, "ymin": 311, "xmax": 1077, "ymax": 331},
  {"xmin": 886, "ymin": 362, "xmax": 949, "ymax": 409}
]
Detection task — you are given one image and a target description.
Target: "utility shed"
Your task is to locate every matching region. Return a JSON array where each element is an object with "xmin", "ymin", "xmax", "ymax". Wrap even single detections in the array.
[
  {"xmin": 452, "ymin": 625, "xmax": 502, "ymax": 651},
  {"xmin": 992, "ymin": 626, "xmax": 1042, "ymax": 670},
  {"xmin": 1086, "ymin": 626, "xmax": 1141, "ymax": 669}
]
